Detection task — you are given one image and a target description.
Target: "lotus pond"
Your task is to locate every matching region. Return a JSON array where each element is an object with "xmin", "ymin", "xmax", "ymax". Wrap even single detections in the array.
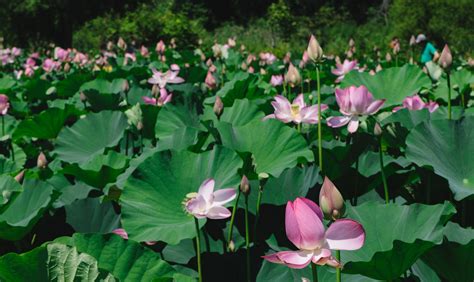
[{"xmin": 0, "ymin": 38, "xmax": 473, "ymax": 282}]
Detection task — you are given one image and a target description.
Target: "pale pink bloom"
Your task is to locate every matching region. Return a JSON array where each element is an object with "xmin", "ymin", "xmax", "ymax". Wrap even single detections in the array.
[
  {"xmin": 327, "ymin": 85, "xmax": 385, "ymax": 133},
  {"xmin": 42, "ymin": 59, "xmax": 60, "ymax": 72},
  {"xmin": 142, "ymin": 88, "xmax": 173, "ymax": 106},
  {"xmin": 25, "ymin": 66, "xmax": 35, "ymax": 77},
  {"xmin": 259, "ymin": 52, "xmax": 277, "ymax": 65},
  {"xmin": 26, "ymin": 57, "xmax": 36, "ymax": 67},
  {"xmin": 140, "ymin": 46, "xmax": 150, "ymax": 57},
  {"xmin": 124, "ymin": 53, "xmax": 136, "ymax": 66},
  {"xmin": 156, "ymin": 40, "xmax": 166, "ymax": 54},
  {"xmin": 185, "ymin": 179, "xmax": 236, "ymax": 219},
  {"xmin": 392, "ymin": 94, "xmax": 438, "ymax": 113},
  {"xmin": 248, "ymin": 66, "xmax": 255, "ymax": 73},
  {"xmin": 262, "ymin": 198, "xmax": 365, "ymax": 269},
  {"xmin": 270, "ymin": 75, "xmax": 284, "ymax": 86},
  {"xmin": 170, "ymin": 64, "xmax": 180, "ymax": 72},
  {"xmin": 147, "ymin": 68, "xmax": 184, "ymax": 88},
  {"xmin": 11, "ymin": 47, "xmax": 21, "ymax": 57},
  {"xmin": 227, "ymin": 37, "xmax": 236, "ymax": 47},
  {"xmin": 246, "ymin": 54, "xmax": 256, "ymax": 65},
  {"xmin": 73, "ymin": 52, "xmax": 88, "ymax": 66},
  {"xmin": 264, "ymin": 94, "xmax": 328, "ymax": 124},
  {"xmin": 332, "ymin": 59, "xmax": 358, "ymax": 83},
  {"xmin": 205, "ymin": 71, "xmax": 217, "ymax": 89},
  {"xmin": 112, "ymin": 228, "xmax": 156, "ymax": 245},
  {"xmin": 439, "ymin": 44, "xmax": 452, "ymax": 69},
  {"xmin": 0, "ymin": 94, "xmax": 10, "ymax": 115},
  {"xmin": 30, "ymin": 52, "xmax": 40, "ymax": 59},
  {"xmin": 54, "ymin": 47, "xmax": 69, "ymax": 61}
]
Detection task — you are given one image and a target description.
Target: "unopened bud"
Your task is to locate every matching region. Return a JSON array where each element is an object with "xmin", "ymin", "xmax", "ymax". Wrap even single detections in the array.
[
  {"xmin": 240, "ymin": 175, "xmax": 250, "ymax": 195},
  {"xmin": 319, "ymin": 177, "xmax": 345, "ymax": 220},
  {"xmin": 284, "ymin": 63, "xmax": 301, "ymax": 87},
  {"xmin": 122, "ymin": 80, "xmax": 129, "ymax": 92},
  {"xmin": 63, "ymin": 63, "xmax": 71, "ymax": 73},
  {"xmin": 14, "ymin": 170, "xmax": 25, "ymax": 183},
  {"xmin": 228, "ymin": 240, "xmax": 236, "ymax": 252},
  {"xmin": 152, "ymin": 84, "xmax": 160, "ymax": 96},
  {"xmin": 439, "ymin": 44, "xmax": 452, "ymax": 70},
  {"xmin": 307, "ymin": 35, "xmax": 324, "ymax": 62},
  {"xmin": 37, "ymin": 152, "xmax": 48, "ymax": 169},
  {"xmin": 374, "ymin": 123, "xmax": 382, "ymax": 136},
  {"xmin": 213, "ymin": 96, "xmax": 224, "ymax": 117}
]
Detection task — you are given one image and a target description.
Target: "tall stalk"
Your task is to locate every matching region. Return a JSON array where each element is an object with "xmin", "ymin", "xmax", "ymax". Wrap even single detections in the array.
[
  {"xmin": 194, "ymin": 218, "xmax": 202, "ymax": 282},
  {"xmin": 316, "ymin": 64, "xmax": 323, "ymax": 172},
  {"xmin": 336, "ymin": 250, "xmax": 341, "ymax": 282},
  {"xmin": 447, "ymin": 72, "xmax": 452, "ymax": 120},
  {"xmin": 379, "ymin": 137, "xmax": 389, "ymax": 204},
  {"xmin": 244, "ymin": 193, "xmax": 251, "ymax": 282},
  {"xmin": 311, "ymin": 263, "xmax": 318, "ymax": 282},
  {"xmin": 226, "ymin": 190, "xmax": 241, "ymax": 249}
]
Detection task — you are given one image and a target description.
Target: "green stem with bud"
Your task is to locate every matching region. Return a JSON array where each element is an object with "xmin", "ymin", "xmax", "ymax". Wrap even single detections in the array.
[
  {"xmin": 226, "ymin": 190, "xmax": 241, "ymax": 250},
  {"xmin": 316, "ymin": 64, "xmax": 323, "ymax": 172},
  {"xmin": 244, "ymin": 193, "xmax": 251, "ymax": 282},
  {"xmin": 194, "ymin": 218, "xmax": 202, "ymax": 282}
]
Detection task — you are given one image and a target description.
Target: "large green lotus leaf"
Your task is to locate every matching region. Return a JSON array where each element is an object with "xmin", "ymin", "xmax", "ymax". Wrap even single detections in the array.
[
  {"xmin": 24, "ymin": 78, "xmax": 51, "ymax": 100},
  {"xmin": 155, "ymin": 104, "xmax": 204, "ymax": 150},
  {"xmin": 411, "ymin": 259, "xmax": 441, "ymax": 282},
  {"xmin": 0, "ymin": 178, "xmax": 54, "ymax": 240},
  {"xmin": 341, "ymin": 201, "xmax": 455, "ymax": 280},
  {"xmin": 341, "ymin": 64, "xmax": 431, "ymax": 106},
  {"xmin": 0, "ymin": 156, "xmax": 21, "ymax": 174},
  {"xmin": 121, "ymin": 146, "xmax": 243, "ymax": 244},
  {"xmin": 83, "ymin": 89, "xmax": 122, "ymax": 111},
  {"xmin": 355, "ymin": 150, "xmax": 410, "ymax": 178},
  {"xmin": 433, "ymin": 68, "xmax": 474, "ymax": 100},
  {"xmin": 65, "ymin": 198, "xmax": 120, "ymax": 233},
  {"xmin": 48, "ymin": 176, "xmax": 96, "ymax": 208},
  {"xmin": 80, "ymin": 78, "xmax": 127, "ymax": 94},
  {"xmin": 381, "ymin": 108, "xmax": 431, "ymax": 130},
  {"xmin": 13, "ymin": 105, "xmax": 79, "ymax": 140},
  {"xmin": 256, "ymin": 260, "xmax": 376, "ymax": 282},
  {"xmin": 423, "ymin": 222, "xmax": 474, "ymax": 282},
  {"xmin": 406, "ymin": 117, "xmax": 474, "ymax": 200},
  {"xmin": 201, "ymin": 98, "xmax": 264, "ymax": 125},
  {"xmin": 0, "ymin": 174, "xmax": 22, "ymax": 206},
  {"xmin": 204, "ymin": 72, "xmax": 255, "ymax": 105},
  {"xmin": 218, "ymin": 119, "xmax": 314, "ymax": 177},
  {"xmin": 61, "ymin": 151, "xmax": 128, "ymax": 188},
  {"xmin": 54, "ymin": 111, "xmax": 128, "ymax": 165},
  {"xmin": 56, "ymin": 72, "xmax": 92, "ymax": 98},
  {"xmin": 0, "ymin": 76, "xmax": 16, "ymax": 92},
  {"xmin": 56, "ymin": 233, "xmax": 180, "ymax": 281},
  {"xmin": 0, "ymin": 243, "xmax": 114, "ymax": 281}
]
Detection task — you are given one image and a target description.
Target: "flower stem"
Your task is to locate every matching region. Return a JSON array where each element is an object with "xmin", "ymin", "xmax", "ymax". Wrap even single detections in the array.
[
  {"xmin": 379, "ymin": 137, "xmax": 389, "ymax": 204},
  {"xmin": 1, "ymin": 115, "xmax": 4, "ymax": 137},
  {"xmin": 316, "ymin": 64, "xmax": 323, "ymax": 172},
  {"xmin": 253, "ymin": 185, "xmax": 263, "ymax": 243},
  {"xmin": 311, "ymin": 262, "xmax": 318, "ymax": 282},
  {"xmin": 336, "ymin": 250, "xmax": 341, "ymax": 282},
  {"xmin": 227, "ymin": 190, "xmax": 241, "ymax": 250},
  {"xmin": 244, "ymin": 193, "xmax": 251, "ymax": 282},
  {"xmin": 194, "ymin": 218, "xmax": 202, "ymax": 282},
  {"xmin": 447, "ymin": 72, "xmax": 452, "ymax": 120}
]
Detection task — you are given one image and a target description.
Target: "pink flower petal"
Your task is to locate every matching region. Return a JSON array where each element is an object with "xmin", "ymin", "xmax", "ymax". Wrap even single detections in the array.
[
  {"xmin": 276, "ymin": 250, "xmax": 313, "ymax": 269},
  {"xmin": 287, "ymin": 198, "xmax": 325, "ymax": 250},
  {"xmin": 198, "ymin": 178, "xmax": 215, "ymax": 201},
  {"xmin": 213, "ymin": 188, "xmax": 236, "ymax": 206},
  {"xmin": 349, "ymin": 86, "xmax": 369, "ymax": 114},
  {"xmin": 112, "ymin": 228, "xmax": 128, "ymax": 240},
  {"xmin": 206, "ymin": 206, "xmax": 232, "ymax": 219},
  {"xmin": 325, "ymin": 219, "xmax": 365, "ymax": 251},
  {"xmin": 293, "ymin": 94, "xmax": 306, "ymax": 109},
  {"xmin": 327, "ymin": 116, "xmax": 351, "ymax": 128},
  {"xmin": 262, "ymin": 252, "xmax": 284, "ymax": 264},
  {"xmin": 298, "ymin": 197, "xmax": 323, "ymax": 221},
  {"xmin": 311, "ymin": 248, "xmax": 332, "ymax": 264},
  {"xmin": 365, "ymin": 99, "xmax": 385, "ymax": 115},
  {"xmin": 347, "ymin": 117, "xmax": 360, "ymax": 133}
]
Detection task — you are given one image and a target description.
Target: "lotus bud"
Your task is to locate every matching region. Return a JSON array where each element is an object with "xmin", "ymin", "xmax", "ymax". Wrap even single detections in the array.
[
  {"xmin": 248, "ymin": 66, "xmax": 254, "ymax": 73},
  {"xmin": 14, "ymin": 170, "xmax": 25, "ymax": 183},
  {"xmin": 439, "ymin": 44, "xmax": 452, "ymax": 70},
  {"xmin": 283, "ymin": 52, "xmax": 291, "ymax": 64},
  {"xmin": 206, "ymin": 58, "xmax": 213, "ymax": 67},
  {"xmin": 106, "ymin": 41, "xmax": 114, "ymax": 51},
  {"xmin": 152, "ymin": 84, "xmax": 160, "ymax": 97},
  {"xmin": 122, "ymin": 80, "xmax": 129, "ymax": 92},
  {"xmin": 260, "ymin": 68, "xmax": 267, "ymax": 75},
  {"xmin": 409, "ymin": 35, "xmax": 416, "ymax": 46},
  {"xmin": 307, "ymin": 35, "xmax": 324, "ymax": 62},
  {"xmin": 63, "ymin": 63, "xmax": 71, "ymax": 73},
  {"xmin": 37, "ymin": 152, "xmax": 48, "ymax": 169},
  {"xmin": 0, "ymin": 94, "xmax": 10, "ymax": 116},
  {"xmin": 240, "ymin": 44, "xmax": 246, "ymax": 52},
  {"xmin": 228, "ymin": 240, "xmax": 236, "ymax": 252},
  {"xmin": 240, "ymin": 175, "xmax": 250, "ymax": 195},
  {"xmin": 241, "ymin": 62, "xmax": 248, "ymax": 70},
  {"xmin": 349, "ymin": 38, "xmax": 355, "ymax": 47},
  {"xmin": 385, "ymin": 52, "xmax": 392, "ymax": 62},
  {"xmin": 80, "ymin": 92, "xmax": 87, "ymax": 102},
  {"xmin": 213, "ymin": 96, "xmax": 224, "ymax": 117},
  {"xmin": 156, "ymin": 40, "xmax": 166, "ymax": 54},
  {"xmin": 374, "ymin": 123, "xmax": 382, "ymax": 136},
  {"xmin": 117, "ymin": 37, "xmax": 127, "ymax": 50},
  {"xmin": 205, "ymin": 71, "xmax": 217, "ymax": 89},
  {"xmin": 376, "ymin": 64, "xmax": 382, "ymax": 72},
  {"xmin": 319, "ymin": 177, "xmax": 345, "ymax": 220},
  {"xmin": 284, "ymin": 63, "xmax": 301, "ymax": 87}
]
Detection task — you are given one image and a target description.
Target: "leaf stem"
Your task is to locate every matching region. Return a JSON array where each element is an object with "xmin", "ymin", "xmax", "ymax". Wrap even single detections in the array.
[
  {"xmin": 244, "ymin": 193, "xmax": 251, "ymax": 282},
  {"xmin": 227, "ymin": 190, "xmax": 241, "ymax": 250},
  {"xmin": 379, "ymin": 137, "xmax": 389, "ymax": 204},
  {"xmin": 1, "ymin": 115, "xmax": 4, "ymax": 136},
  {"xmin": 336, "ymin": 250, "xmax": 341, "ymax": 282},
  {"xmin": 316, "ymin": 64, "xmax": 323, "ymax": 172},
  {"xmin": 311, "ymin": 262, "xmax": 318, "ymax": 282},
  {"xmin": 447, "ymin": 72, "xmax": 452, "ymax": 120},
  {"xmin": 194, "ymin": 218, "xmax": 202, "ymax": 282},
  {"xmin": 253, "ymin": 185, "xmax": 263, "ymax": 242}
]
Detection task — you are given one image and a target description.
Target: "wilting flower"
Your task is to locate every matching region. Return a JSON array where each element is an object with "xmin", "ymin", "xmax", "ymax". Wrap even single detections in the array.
[
  {"xmin": 270, "ymin": 75, "xmax": 283, "ymax": 86},
  {"xmin": 285, "ymin": 63, "xmax": 301, "ymax": 87},
  {"xmin": 142, "ymin": 88, "xmax": 172, "ymax": 106},
  {"xmin": 327, "ymin": 85, "xmax": 385, "ymax": 133},
  {"xmin": 332, "ymin": 60, "xmax": 358, "ymax": 83},
  {"xmin": 307, "ymin": 35, "xmax": 323, "ymax": 62},
  {"xmin": 148, "ymin": 68, "xmax": 184, "ymax": 88},
  {"xmin": 392, "ymin": 94, "xmax": 439, "ymax": 113},
  {"xmin": 262, "ymin": 198, "xmax": 365, "ymax": 269},
  {"xmin": 205, "ymin": 71, "xmax": 217, "ymax": 89},
  {"xmin": 319, "ymin": 177, "xmax": 345, "ymax": 220},
  {"xmin": 112, "ymin": 228, "xmax": 156, "ymax": 245},
  {"xmin": 264, "ymin": 94, "xmax": 328, "ymax": 124},
  {"xmin": 0, "ymin": 94, "xmax": 9, "ymax": 115},
  {"xmin": 184, "ymin": 178, "xmax": 236, "ymax": 219},
  {"xmin": 439, "ymin": 44, "xmax": 452, "ymax": 69}
]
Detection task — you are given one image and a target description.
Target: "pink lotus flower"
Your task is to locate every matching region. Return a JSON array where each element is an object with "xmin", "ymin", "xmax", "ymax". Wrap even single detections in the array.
[
  {"xmin": 327, "ymin": 85, "xmax": 385, "ymax": 133},
  {"xmin": 140, "ymin": 46, "xmax": 150, "ymax": 57},
  {"xmin": 11, "ymin": 47, "xmax": 21, "ymax": 57},
  {"xmin": 270, "ymin": 75, "xmax": 283, "ymax": 86},
  {"xmin": 148, "ymin": 68, "xmax": 184, "ymax": 88},
  {"xmin": 73, "ymin": 52, "xmax": 88, "ymax": 66},
  {"xmin": 0, "ymin": 94, "xmax": 10, "ymax": 115},
  {"xmin": 42, "ymin": 59, "xmax": 60, "ymax": 72},
  {"xmin": 259, "ymin": 52, "xmax": 277, "ymax": 65},
  {"xmin": 54, "ymin": 47, "xmax": 69, "ymax": 62},
  {"xmin": 124, "ymin": 52, "xmax": 136, "ymax": 65},
  {"xmin": 263, "ymin": 198, "xmax": 365, "ymax": 269},
  {"xmin": 264, "ymin": 94, "xmax": 328, "ymax": 124},
  {"xmin": 185, "ymin": 178, "xmax": 236, "ymax": 219},
  {"xmin": 332, "ymin": 59, "xmax": 358, "ymax": 83},
  {"xmin": 142, "ymin": 88, "xmax": 173, "ymax": 106},
  {"xmin": 26, "ymin": 57, "xmax": 36, "ymax": 67},
  {"xmin": 205, "ymin": 71, "xmax": 217, "ymax": 89},
  {"xmin": 392, "ymin": 94, "xmax": 438, "ymax": 113},
  {"xmin": 156, "ymin": 40, "xmax": 166, "ymax": 54},
  {"xmin": 112, "ymin": 228, "xmax": 156, "ymax": 245}
]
